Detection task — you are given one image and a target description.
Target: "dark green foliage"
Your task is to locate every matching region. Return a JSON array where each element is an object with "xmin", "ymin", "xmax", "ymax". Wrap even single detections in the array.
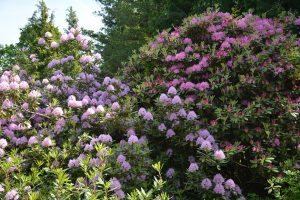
[{"xmin": 267, "ymin": 170, "xmax": 300, "ymax": 199}]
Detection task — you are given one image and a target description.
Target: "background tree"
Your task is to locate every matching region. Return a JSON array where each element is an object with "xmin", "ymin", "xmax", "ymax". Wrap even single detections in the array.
[{"xmin": 66, "ymin": 6, "xmax": 79, "ymax": 30}]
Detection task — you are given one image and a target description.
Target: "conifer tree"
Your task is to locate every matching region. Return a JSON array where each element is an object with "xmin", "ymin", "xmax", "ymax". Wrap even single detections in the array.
[{"xmin": 66, "ymin": 6, "xmax": 79, "ymax": 30}]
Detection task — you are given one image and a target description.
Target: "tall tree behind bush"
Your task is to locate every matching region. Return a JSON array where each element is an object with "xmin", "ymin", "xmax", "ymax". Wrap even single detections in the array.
[{"xmin": 66, "ymin": 6, "xmax": 79, "ymax": 31}]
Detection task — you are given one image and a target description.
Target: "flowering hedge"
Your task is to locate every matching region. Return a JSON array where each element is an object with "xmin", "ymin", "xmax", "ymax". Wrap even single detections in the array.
[{"xmin": 0, "ymin": 11, "xmax": 300, "ymax": 199}]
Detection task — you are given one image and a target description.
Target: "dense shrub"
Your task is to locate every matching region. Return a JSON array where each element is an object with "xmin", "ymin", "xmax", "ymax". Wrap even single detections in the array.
[
  {"xmin": 124, "ymin": 11, "xmax": 300, "ymax": 198},
  {"xmin": 0, "ymin": 29, "xmax": 171, "ymax": 199}
]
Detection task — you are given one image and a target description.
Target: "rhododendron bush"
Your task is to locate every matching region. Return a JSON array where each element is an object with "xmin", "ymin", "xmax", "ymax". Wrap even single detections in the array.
[
  {"xmin": 124, "ymin": 11, "xmax": 300, "ymax": 198},
  {"xmin": 0, "ymin": 29, "xmax": 171, "ymax": 199},
  {"xmin": 0, "ymin": 11, "xmax": 300, "ymax": 199}
]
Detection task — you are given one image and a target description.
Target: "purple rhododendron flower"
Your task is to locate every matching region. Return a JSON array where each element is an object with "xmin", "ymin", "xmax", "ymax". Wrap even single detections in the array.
[
  {"xmin": 159, "ymin": 93, "xmax": 169, "ymax": 103},
  {"xmin": 79, "ymin": 55, "xmax": 92, "ymax": 64},
  {"xmin": 111, "ymin": 102, "xmax": 120, "ymax": 110},
  {"xmin": 166, "ymin": 168, "xmax": 175, "ymax": 178},
  {"xmin": 200, "ymin": 140, "xmax": 212, "ymax": 151},
  {"xmin": 98, "ymin": 134, "xmax": 112, "ymax": 143},
  {"xmin": 143, "ymin": 111, "xmax": 153, "ymax": 121},
  {"xmin": 166, "ymin": 129, "xmax": 175, "ymax": 138},
  {"xmin": 213, "ymin": 183, "xmax": 225, "ymax": 195},
  {"xmin": 121, "ymin": 161, "xmax": 131, "ymax": 171},
  {"xmin": 28, "ymin": 136, "xmax": 38, "ymax": 146},
  {"xmin": 0, "ymin": 149, "xmax": 5, "ymax": 157},
  {"xmin": 52, "ymin": 107, "xmax": 64, "ymax": 116},
  {"xmin": 158, "ymin": 123, "xmax": 167, "ymax": 131},
  {"xmin": 185, "ymin": 133, "xmax": 195, "ymax": 141},
  {"xmin": 117, "ymin": 154, "xmax": 126, "ymax": 163},
  {"xmin": 213, "ymin": 174, "xmax": 225, "ymax": 184},
  {"xmin": 128, "ymin": 135, "xmax": 138, "ymax": 145},
  {"xmin": 138, "ymin": 107, "xmax": 147, "ymax": 116},
  {"xmin": 175, "ymin": 52, "xmax": 186, "ymax": 60},
  {"xmin": 38, "ymin": 38, "xmax": 46, "ymax": 45},
  {"xmin": 5, "ymin": 189, "xmax": 19, "ymax": 200},
  {"xmin": 212, "ymin": 32, "xmax": 225, "ymax": 41},
  {"xmin": 29, "ymin": 90, "xmax": 41, "ymax": 98},
  {"xmin": 225, "ymin": 179, "xmax": 236, "ymax": 189},
  {"xmin": 187, "ymin": 111, "xmax": 197, "ymax": 120},
  {"xmin": 0, "ymin": 82, "xmax": 10, "ymax": 91},
  {"xmin": 45, "ymin": 32, "xmax": 52, "ymax": 38},
  {"xmin": 195, "ymin": 82, "xmax": 210, "ymax": 91},
  {"xmin": 172, "ymin": 95, "xmax": 182, "ymax": 104},
  {"xmin": 110, "ymin": 177, "xmax": 122, "ymax": 190},
  {"xmin": 188, "ymin": 163, "xmax": 199, "ymax": 172},
  {"xmin": 0, "ymin": 139, "xmax": 8, "ymax": 149},
  {"xmin": 50, "ymin": 42, "xmax": 59, "ymax": 48},
  {"xmin": 167, "ymin": 86, "xmax": 177, "ymax": 95},
  {"xmin": 294, "ymin": 18, "xmax": 300, "ymax": 25},
  {"xmin": 201, "ymin": 178, "xmax": 212, "ymax": 189}
]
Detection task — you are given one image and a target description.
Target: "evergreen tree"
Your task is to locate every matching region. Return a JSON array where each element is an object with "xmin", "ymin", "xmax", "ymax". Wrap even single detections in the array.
[
  {"xmin": 91, "ymin": 0, "xmax": 169, "ymax": 75},
  {"xmin": 66, "ymin": 6, "xmax": 79, "ymax": 30}
]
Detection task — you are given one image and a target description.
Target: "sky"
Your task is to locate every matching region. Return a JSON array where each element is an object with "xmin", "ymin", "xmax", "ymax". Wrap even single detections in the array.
[{"xmin": 0, "ymin": 0, "xmax": 103, "ymax": 45}]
